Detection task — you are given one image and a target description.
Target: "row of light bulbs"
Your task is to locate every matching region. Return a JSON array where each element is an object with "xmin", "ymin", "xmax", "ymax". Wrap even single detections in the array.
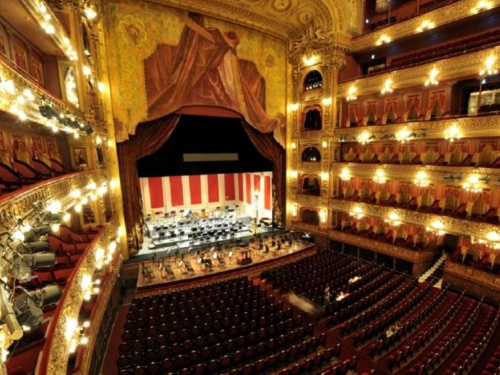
[
  {"xmin": 346, "ymin": 53, "xmax": 497, "ymax": 101},
  {"xmin": 339, "ymin": 166, "xmax": 488, "ymax": 192}
]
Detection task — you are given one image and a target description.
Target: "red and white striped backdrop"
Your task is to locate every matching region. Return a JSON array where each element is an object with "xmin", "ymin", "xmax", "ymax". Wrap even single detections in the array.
[{"xmin": 140, "ymin": 172, "xmax": 273, "ymax": 218}]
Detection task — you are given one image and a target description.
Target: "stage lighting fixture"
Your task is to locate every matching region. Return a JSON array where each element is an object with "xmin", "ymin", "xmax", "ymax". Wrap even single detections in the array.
[
  {"xmin": 12, "ymin": 285, "xmax": 63, "ymax": 330},
  {"xmin": 22, "ymin": 226, "xmax": 52, "ymax": 243},
  {"xmin": 17, "ymin": 240, "xmax": 51, "ymax": 254},
  {"xmin": 9, "ymin": 252, "xmax": 56, "ymax": 282}
]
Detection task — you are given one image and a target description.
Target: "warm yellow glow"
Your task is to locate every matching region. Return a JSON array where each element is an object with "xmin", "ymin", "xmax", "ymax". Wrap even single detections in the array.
[
  {"xmin": 376, "ymin": 34, "xmax": 391, "ymax": 46},
  {"xmin": 424, "ymin": 68, "xmax": 439, "ymax": 86},
  {"xmin": 109, "ymin": 241, "xmax": 117, "ymax": 254},
  {"xmin": 84, "ymin": 6, "xmax": 97, "ymax": 20},
  {"xmin": 381, "ymin": 78, "xmax": 393, "ymax": 94},
  {"xmin": 321, "ymin": 172, "xmax": 329, "ymax": 180},
  {"xmin": 291, "ymin": 142, "xmax": 297, "ymax": 150},
  {"xmin": 12, "ymin": 230, "xmax": 25, "ymax": 242},
  {"xmin": 395, "ymin": 128, "xmax": 412, "ymax": 143},
  {"xmin": 63, "ymin": 213, "xmax": 71, "ymax": 223},
  {"xmin": 290, "ymin": 170, "xmax": 298, "ymax": 178},
  {"xmin": 322, "ymin": 141, "xmax": 328, "ymax": 148},
  {"xmin": 350, "ymin": 206, "xmax": 364, "ymax": 219},
  {"xmin": 97, "ymin": 82, "xmax": 106, "ymax": 92},
  {"xmin": 346, "ymin": 85, "xmax": 357, "ymax": 101},
  {"xmin": 82, "ymin": 65, "xmax": 92, "ymax": 76},
  {"xmin": 373, "ymin": 169, "xmax": 387, "ymax": 184},
  {"xmin": 339, "ymin": 167, "xmax": 351, "ymax": 181},
  {"xmin": 416, "ymin": 20, "xmax": 435, "ymax": 32},
  {"xmin": 303, "ymin": 54, "xmax": 319, "ymax": 66},
  {"xmin": 413, "ymin": 170, "xmax": 430, "ymax": 187},
  {"xmin": 75, "ymin": 204, "xmax": 82, "ymax": 213},
  {"xmin": 463, "ymin": 173, "xmax": 483, "ymax": 193},
  {"xmin": 291, "ymin": 204, "xmax": 298, "ymax": 217},
  {"xmin": 319, "ymin": 210, "xmax": 327, "ymax": 223},
  {"xmin": 385, "ymin": 212, "xmax": 401, "ymax": 226},
  {"xmin": 322, "ymin": 97, "xmax": 332, "ymax": 105},
  {"xmin": 444, "ymin": 124, "xmax": 462, "ymax": 142},
  {"xmin": 70, "ymin": 189, "xmax": 81, "ymax": 198},
  {"xmin": 51, "ymin": 223, "xmax": 61, "ymax": 233},
  {"xmin": 288, "ymin": 103, "xmax": 299, "ymax": 112},
  {"xmin": 471, "ymin": 0, "xmax": 492, "ymax": 13},
  {"xmin": 357, "ymin": 131, "xmax": 373, "ymax": 145},
  {"xmin": 95, "ymin": 136, "xmax": 102, "ymax": 145},
  {"xmin": 479, "ymin": 55, "xmax": 498, "ymax": 76},
  {"xmin": 65, "ymin": 318, "xmax": 78, "ymax": 339},
  {"xmin": 426, "ymin": 219, "xmax": 445, "ymax": 236}
]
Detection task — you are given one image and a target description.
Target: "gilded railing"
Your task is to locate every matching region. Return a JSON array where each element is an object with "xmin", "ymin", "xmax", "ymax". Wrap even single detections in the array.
[
  {"xmin": 338, "ymin": 49, "xmax": 500, "ymax": 95},
  {"xmin": 327, "ymin": 229, "xmax": 435, "ymax": 263},
  {"xmin": 332, "ymin": 114, "xmax": 500, "ymax": 142},
  {"xmin": 37, "ymin": 217, "xmax": 121, "ymax": 375},
  {"xmin": 328, "ymin": 199, "xmax": 500, "ymax": 241},
  {"xmin": 351, "ymin": 0, "xmax": 500, "ymax": 52},
  {"xmin": 0, "ymin": 170, "xmax": 105, "ymax": 233},
  {"xmin": 445, "ymin": 260, "xmax": 500, "ymax": 291},
  {"xmin": 330, "ymin": 163, "xmax": 500, "ymax": 188}
]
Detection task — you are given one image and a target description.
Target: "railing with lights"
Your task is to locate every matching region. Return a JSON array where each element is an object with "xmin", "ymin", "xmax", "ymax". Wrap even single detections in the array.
[{"xmin": 0, "ymin": 59, "xmax": 94, "ymax": 136}]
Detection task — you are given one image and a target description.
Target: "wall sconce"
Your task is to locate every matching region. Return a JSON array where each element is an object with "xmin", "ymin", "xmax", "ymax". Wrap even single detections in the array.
[
  {"xmin": 291, "ymin": 204, "xmax": 298, "ymax": 217},
  {"xmin": 322, "ymin": 140, "xmax": 328, "ymax": 148},
  {"xmin": 321, "ymin": 172, "xmax": 329, "ymax": 180},
  {"xmin": 291, "ymin": 142, "xmax": 297, "ymax": 150},
  {"xmin": 339, "ymin": 167, "xmax": 351, "ymax": 181},
  {"xmin": 413, "ymin": 170, "xmax": 430, "ymax": 187},
  {"xmin": 290, "ymin": 170, "xmax": 299, "ymax": 178},
  {"xmin": 443, "ymin": 124, "xmax": 463, "ymax": 142},
  {"xmin": 303, "ymin": 54, "xmax": 319, "ymax": 66},
  {"xmin": 67, "ymin": 319, "xmax": 90, "ymax": 354},
  {"xmin": 479, "ymin": 55, "xmax": 498, "ymax": 76},
  {"xmin": 346, "ymin": 86, "xmax": 357, "ymax": 101},
  {"xmin": 385, "ymin": 212, "xmax": 401, "ymax": 226},
  {"xmin": 462, "ymin": 172, "xmax": 488, "ymax": 193},
  {"xmin": 373, "ymin": 169, "xmax": 387, "ymax": 184},
  {"xmin": 349, "ymin": 206, "xmax": 364, "ymax": 219},
  {"xmin": 376, "ymin": 34, "xmax": 391, "ymax": 46},
  {"xmin": 424, "ymin": 68, "xmax": 439, "ymax": 86},
  {"xmin": 319, "ymin": 210, "xmax": 327, "ymax": 223},
  {"xmin": 357, "ymin": 131, "xmax": 375, "ymax": 144},
  {"xmin": 395, "ymin": 128, "xmax": 414, "ymax": 143},
  {"xmin": 426, "ymin": 219, "xmax": 445, "ymax": 236},
  {"xmin": 471, "ymin": 0, "xmax": 492, "ymax": 13},
  {"xmin": 381, "ymin": 78, "xmax": 393, "ymax": 94},
  {"xmin": 322, "ymin": 97, "xmax": 332, "ymax": 105},
  {"xmin": 485, "ymin": 231, "xmax": 500, "ymax": 249},
  {"xmin": 288, "ymin": 103, "xmax": 299, "ymax": 112},
  {"xmin": 416, "ymin": 20, "xmax": 435, "ymax": 32}
]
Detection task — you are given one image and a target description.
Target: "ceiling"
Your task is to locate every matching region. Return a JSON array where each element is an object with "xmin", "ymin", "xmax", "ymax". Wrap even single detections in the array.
[{"xmin": 147, "ymin": 0, "xmax": 361, "ymax": 42}]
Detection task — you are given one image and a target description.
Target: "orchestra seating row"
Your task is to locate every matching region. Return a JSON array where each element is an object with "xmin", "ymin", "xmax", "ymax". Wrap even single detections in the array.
[{"xmin": 118, "ymin": 250, "xmax": 500, "ymax": 375}]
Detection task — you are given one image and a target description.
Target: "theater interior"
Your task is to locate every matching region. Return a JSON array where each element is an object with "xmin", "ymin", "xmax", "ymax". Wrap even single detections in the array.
[{"xmin": 0, "ymin": 0, "xmax": 499, "ymax": 374}]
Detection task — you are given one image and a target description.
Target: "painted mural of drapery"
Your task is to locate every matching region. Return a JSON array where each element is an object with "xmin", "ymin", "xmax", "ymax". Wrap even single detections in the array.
[{"xmin": 143, "ymin": 13, "xmax": 284, "ymax": 137}]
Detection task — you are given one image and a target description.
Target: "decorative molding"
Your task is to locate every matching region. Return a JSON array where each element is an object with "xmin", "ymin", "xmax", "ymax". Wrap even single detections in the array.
[
  {"xmin": 445, "ymin": 260, "xmax": 500, "ymax": 291},
  {"xmin": 351, "ymin": 0, "xmax": 500, "ymax": 52},
  {"xmin": 0, "ymin": 170, "xmax": 105, "ymax": 233},
  {"xmin": 333, "ymin": 114, "xmax": 500, "ymax": 141},
  {"xmin": 43, "ymin": 218, "xmax": 121, "ymax": 375},
  {"xmin": 339, "ymin": 49, "xmax": 500, "ymax": 96},
  {"xmin": 329, "ymin": 163, "xmax": 500, "ymax": 188},
  {"xmin": 328, "ymin": 199, "xmax": 500, "ymax": 240},
  {"xmin": 296, "ymin": 194, "xmax": 322, "ymax": 207}
]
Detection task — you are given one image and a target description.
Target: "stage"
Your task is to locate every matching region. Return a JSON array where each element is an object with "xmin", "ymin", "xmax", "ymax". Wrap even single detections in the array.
[
  {"xmin": 134, "ymin": 231, "xmax": 316, "ymax": 291},
  {"xmin": 128, "ymin": 207, "xmax": 280, "ymax": 263}
]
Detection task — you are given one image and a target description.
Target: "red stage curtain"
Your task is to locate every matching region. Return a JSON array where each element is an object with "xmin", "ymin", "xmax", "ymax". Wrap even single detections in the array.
[
  {"xmin": 116, "ymin": 115, "xmax": 180, "ymax": 254},
  {"xmin": 148, "ymin": 177, "xmax": 164, "ymax": 209},
  {"xmin": 143, "ymin": 13, "xmax": 282, "ymax": 135},
  {"xmin": 207, "ymin": 174, "xmax": 220, "ymax": 203}
]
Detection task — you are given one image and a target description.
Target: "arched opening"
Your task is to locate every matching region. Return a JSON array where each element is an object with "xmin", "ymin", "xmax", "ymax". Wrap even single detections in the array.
[
  {"xmin": 300, "ymin": 175, "xmax": 321, "ymax": 196},
  {"xmin": 303, "ymin": 70, "xmax": 323, "ymax": 91},
  {"xmin": 301, "ymin": 147, "xmax": 321, "ymax": 162},
  {"xmin": 300, "ymin": 208, "xmax": 320, "ymax": 225},
  {"xmin": 303, "ymin": 106, "xmax": 322, "ymax": 131}
]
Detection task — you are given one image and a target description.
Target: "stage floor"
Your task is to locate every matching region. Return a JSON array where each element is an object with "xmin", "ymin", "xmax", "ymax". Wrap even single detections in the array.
[
  {"xmin": 135, "ymin": 236, "xmax": 316, "ymax": 290},
  {"xmin": 130, "ymin": 214, "xmax": 276, "ymax": 263}
]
